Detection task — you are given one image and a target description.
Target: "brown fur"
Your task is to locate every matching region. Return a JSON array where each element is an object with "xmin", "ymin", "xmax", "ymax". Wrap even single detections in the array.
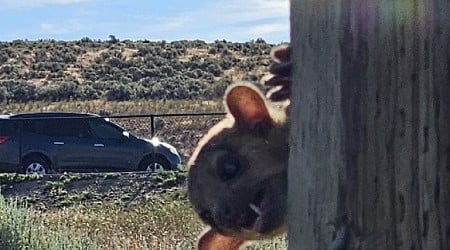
[
  {"xmin": 187, "ymin": 46, "xmax": 291, "ymax": 250},
  {"xmin": 188, "ymin": 84, "xmax": 288, "ymax": 249},
  {"xmin": 197, "ymin": 228, "xmax": 246, "ymax": 250}
]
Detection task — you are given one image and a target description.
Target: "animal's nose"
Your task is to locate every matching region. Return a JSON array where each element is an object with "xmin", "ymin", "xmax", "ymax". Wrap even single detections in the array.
[
  {"xmin": 215, "ymin": 204, "xmax": 239, "ymax": 227},
  {"xmin": 219, "ymin": 204, "xmax": 234, "ymax": 219}
]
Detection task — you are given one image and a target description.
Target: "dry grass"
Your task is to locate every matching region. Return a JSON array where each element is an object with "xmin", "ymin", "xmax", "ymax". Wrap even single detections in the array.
[
  {"xmin": 2, "ymin": 190, "xmax": 286, "ymax": 250},
  {"xmin": 37, "ymin": 191, "xmax": 203, "ymax": 249},
  {"xmin": 1, "ymin": 99, "xmax": 223, "ymax": 116},
  {"xmin": 33, "ymin": 193, "xmax": 286, "ymax": 249}
]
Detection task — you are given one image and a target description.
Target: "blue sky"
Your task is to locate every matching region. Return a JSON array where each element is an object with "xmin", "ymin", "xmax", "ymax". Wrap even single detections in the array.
[{"xmin": 0, "ymin": 0, "xmax": 290, "ymax": 43}]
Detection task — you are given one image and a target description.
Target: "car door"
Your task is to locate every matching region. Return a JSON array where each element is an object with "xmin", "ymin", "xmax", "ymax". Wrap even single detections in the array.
[
  {"xmin": 43, "ymin": 118, "xmax": 104, "ymax": 172},
  {"xmin": 86, "ymin": 118, "xmax": 140, "ymax": 171}
]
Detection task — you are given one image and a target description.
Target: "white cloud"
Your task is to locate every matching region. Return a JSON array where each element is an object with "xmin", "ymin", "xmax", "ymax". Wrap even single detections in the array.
[
  {"xmin": 40, "ymin": 23, "xmax": 59, "ymax": 33},
  {"xmin": 213, "ymin": 0, "xmax": 289, "ymax": 22},
  {"xmin": 174, "ymin": 0, "xmax": 287, "ymax": 27},
  {"xmin": 150, "ymin": 0, "xmax": 290, "ymax": 42},
  {"xmin": 161, "ymin": 17, "xmax": 192, "ymax": 31},
  {"xmin": 40, "ymin": 19, "xmax": 84, "ymax": 35},
  {"xmin": 247, "ymin": 22, "xmax": 289, "ymax": 37},
  {"xmin": 48, "ymin": 0, "xmax": 90, "ymax": 3},
  {"xmin": 0, "ymin": 0, "xmax": 93, "ymax": 9}
]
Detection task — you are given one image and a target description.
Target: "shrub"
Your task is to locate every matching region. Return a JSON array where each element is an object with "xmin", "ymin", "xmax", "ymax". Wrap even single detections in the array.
[
  {"xmin": 0, "ymin": 39, "xmax": 280, "ymax": 102},
  {"xmin": 0, "ymin": 196, "xmax": 100, "ymax": 249},
  {"xmin": 105, "ymin": 84, "xmax": 134, "ymax": 101},
  {"xmin": 0, "ymin": 86, "xmax": 9, "ymax": 103},
  {"xmin": 5, "ymin": 81, "xmax": 37, "ymax": 102}
]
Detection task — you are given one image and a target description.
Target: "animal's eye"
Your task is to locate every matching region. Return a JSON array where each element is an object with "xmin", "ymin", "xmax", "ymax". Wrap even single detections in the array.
[{"xmin": 217, "ymin": 156, "xmax": 242, "ymax": 181}]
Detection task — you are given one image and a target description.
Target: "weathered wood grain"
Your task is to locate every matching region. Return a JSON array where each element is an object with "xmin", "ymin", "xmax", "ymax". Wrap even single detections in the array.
[{"xmin": 288, "ymin": 0, "xmax": 450, "ymax": 249}]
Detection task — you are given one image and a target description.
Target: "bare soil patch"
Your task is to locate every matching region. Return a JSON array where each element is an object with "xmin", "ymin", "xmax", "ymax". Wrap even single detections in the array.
[{"xmin": 0, "ymin": 171, "xmax": 186, "ymax": 209}]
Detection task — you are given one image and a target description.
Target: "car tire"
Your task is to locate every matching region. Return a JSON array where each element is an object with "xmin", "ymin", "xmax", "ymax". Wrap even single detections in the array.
[
  {"xmin": 22, "ymin": 155, "xmax": 50, "ymax": 175},
  {"xmin": 138, "ymin": 155, "xmax": 171, "ymax": 172}
]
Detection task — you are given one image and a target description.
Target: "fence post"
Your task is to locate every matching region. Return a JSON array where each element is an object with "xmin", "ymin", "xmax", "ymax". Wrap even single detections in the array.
[
  {"xmin": 150, "ymin": 115, "xmax": 155, "ymax": 137},
  {"xmin": 288, "ymin": 0, "xmax": 450, "ymax": 249}
]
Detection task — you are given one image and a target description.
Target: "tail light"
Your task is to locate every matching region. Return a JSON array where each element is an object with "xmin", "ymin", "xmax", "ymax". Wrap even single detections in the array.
[{"xmin": 0, "ymin": 136, "xmax": 10, "ymax": 144}]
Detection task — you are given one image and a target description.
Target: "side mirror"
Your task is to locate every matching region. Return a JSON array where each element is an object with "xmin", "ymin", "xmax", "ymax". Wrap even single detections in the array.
[{"xmin": 122, "ymin": 131, "xmax": 130, "ymax": 139}]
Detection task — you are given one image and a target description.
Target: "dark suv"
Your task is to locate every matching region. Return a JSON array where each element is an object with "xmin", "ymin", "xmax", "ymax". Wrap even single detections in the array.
[{"xmin": 0, "ymin": 112, "xmax": 181, "ymax": 174}]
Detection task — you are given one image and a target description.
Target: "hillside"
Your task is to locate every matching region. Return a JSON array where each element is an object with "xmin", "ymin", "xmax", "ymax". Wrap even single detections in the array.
[{"xmin": 0, "ymin": 38, "xmax": 282, "ymax": 103}]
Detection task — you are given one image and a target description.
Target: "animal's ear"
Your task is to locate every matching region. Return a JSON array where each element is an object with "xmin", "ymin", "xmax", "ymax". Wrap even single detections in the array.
[
  {"xmin": 225, "ymin": 84, "xmax": 272, "ymax": 134},
  {"xmin": 198, "ymin": 228, "xmax": 245, "ymax": 250}
]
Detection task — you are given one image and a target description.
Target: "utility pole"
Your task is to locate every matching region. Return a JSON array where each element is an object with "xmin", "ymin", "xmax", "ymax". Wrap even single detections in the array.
[{"xmin": 288, "ymin": 0, "xmax": 450, "ymax": 249}]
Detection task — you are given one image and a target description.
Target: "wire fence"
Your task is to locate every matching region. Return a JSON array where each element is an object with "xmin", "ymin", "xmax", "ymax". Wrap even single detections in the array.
[
  {"xmin": 108, "ymin": 112, "xmax": 225, "ymax": 162},
  {"xmin": 2, "ymin": 112, "xmax": 225, "ymax": 173}
]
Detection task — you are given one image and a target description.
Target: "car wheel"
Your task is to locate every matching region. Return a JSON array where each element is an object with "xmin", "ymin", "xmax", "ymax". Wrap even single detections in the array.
[
  {"xmin": 22, "ymin": 155, "xmax": 50, "ymax": 175},
  {"xmin": 139, "ymin": 156, "xmax": 170, "ymax": 172}
]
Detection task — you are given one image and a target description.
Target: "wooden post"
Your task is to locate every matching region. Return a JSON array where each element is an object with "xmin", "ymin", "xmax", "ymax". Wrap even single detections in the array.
[{"xmin": 288, "ymin": 0, "xmax": 450, "ymax": 249}]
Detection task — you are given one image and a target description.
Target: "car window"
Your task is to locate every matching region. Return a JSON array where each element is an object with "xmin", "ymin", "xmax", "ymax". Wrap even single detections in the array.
[
  {"xmin": 0, "ymin": 120, "xmax": 18, "ymax": 134},
  {"xmin": 88, "ymin": 120, "xmax": 125, "ymax": 140},
  {"xmin": 37, "ymin": 118, "xmax": 91, "ymax": 138},
  {"xmin": 23, "ymin": 119, "xmax": 47, "ymax": 134}
]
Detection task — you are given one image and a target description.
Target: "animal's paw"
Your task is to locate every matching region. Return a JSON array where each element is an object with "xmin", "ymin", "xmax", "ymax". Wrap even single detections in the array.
[{"xmin": 264, "ymin": 45, "xmax": 291, "ymax": 102}]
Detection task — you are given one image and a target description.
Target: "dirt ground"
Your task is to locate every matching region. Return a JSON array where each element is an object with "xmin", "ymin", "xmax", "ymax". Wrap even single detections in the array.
[{"xmin": 0, "ymin": 171, "xmax": 186, "ymax": 209}]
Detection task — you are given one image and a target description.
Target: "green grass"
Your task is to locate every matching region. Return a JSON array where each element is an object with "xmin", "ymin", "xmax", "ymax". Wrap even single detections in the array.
[
  {"xmin": 1, "ymin": 175, "xmax": 287, "ymax": 250},
  {"xmin": 37, "ymin": 190, "xmax": 203, "ymax": 249},
  {"xmin": 0, "ymin": 173, "xmax": 42, "ymax": 185},
  {"xmin": 0, "ymin": 173, "xmax": 42, "ymax": 191},
  {"xmin": 1, "ymin": 190, "xmax": 287, "ymax": 250}
]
